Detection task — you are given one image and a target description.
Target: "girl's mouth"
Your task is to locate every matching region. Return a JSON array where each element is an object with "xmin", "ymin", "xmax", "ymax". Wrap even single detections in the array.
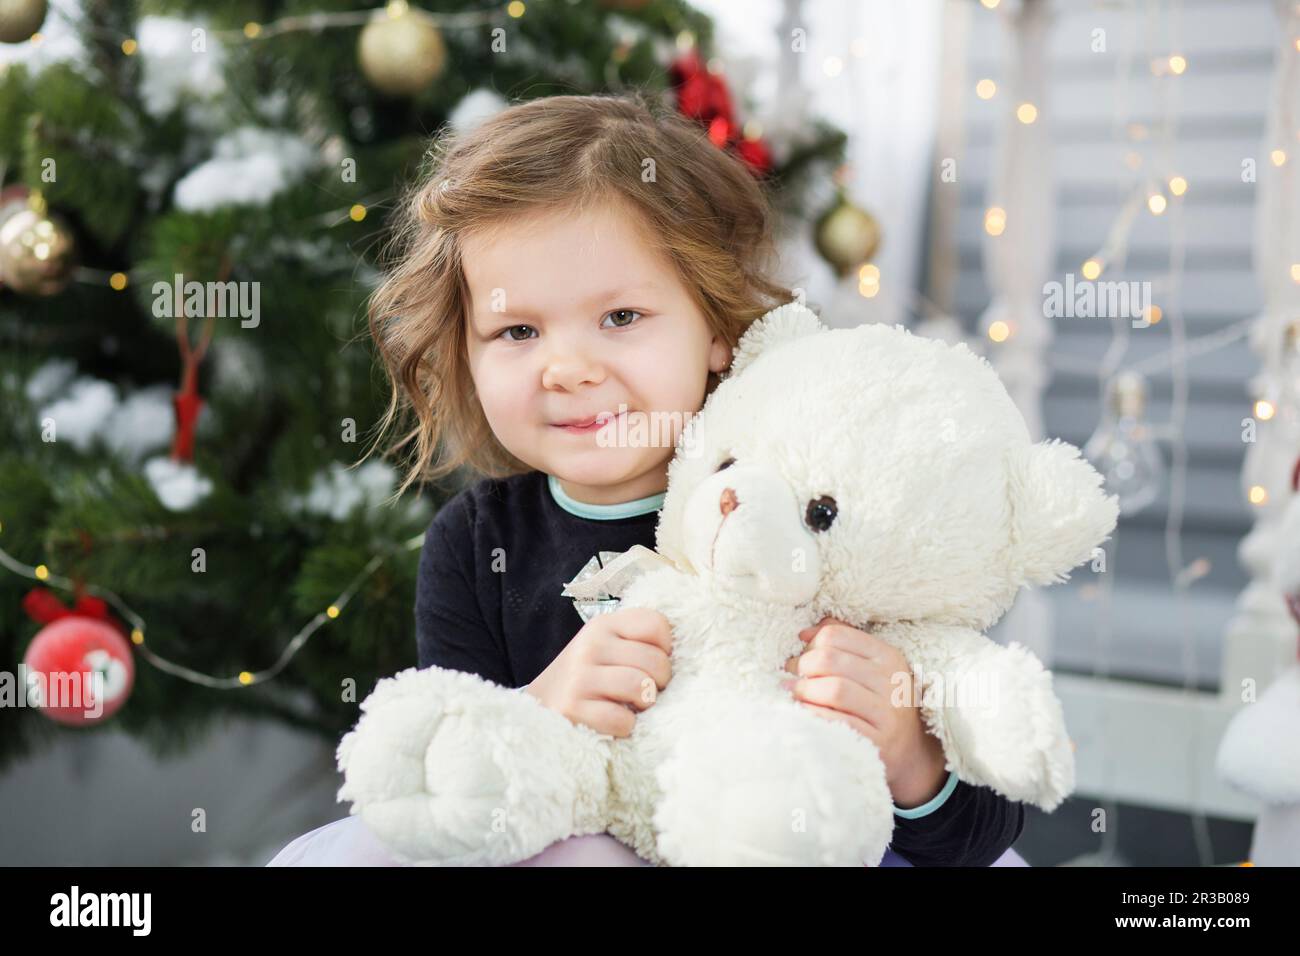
[{"xmin": 552, "ymin": 411, "xmax": 625, "ymax": 433}]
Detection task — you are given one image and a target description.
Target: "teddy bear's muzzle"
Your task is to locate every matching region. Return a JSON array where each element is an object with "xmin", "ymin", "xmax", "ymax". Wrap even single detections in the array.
[{"xmin": 680, "ymin": 463, "xmax": 822, "ymax": 606}]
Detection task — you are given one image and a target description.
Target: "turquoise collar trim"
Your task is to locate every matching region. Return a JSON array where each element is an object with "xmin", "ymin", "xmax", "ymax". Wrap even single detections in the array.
[
  {"xmin": 547, "ymin": 473, "xmax": 665, "ymax": 520},
  {"xmin": 893, "ymin": 770, "xmax": 960, "ymax": 819}
]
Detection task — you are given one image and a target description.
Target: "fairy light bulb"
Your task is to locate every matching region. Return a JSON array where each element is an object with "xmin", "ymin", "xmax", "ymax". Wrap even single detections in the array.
[
  {"xmin": 984, "ymin": 206, "xmax": 1007, "ymax": 236},
  {"xmin": 1083, "ymin": 371, "xmax": 1165, "ymax": 515}
]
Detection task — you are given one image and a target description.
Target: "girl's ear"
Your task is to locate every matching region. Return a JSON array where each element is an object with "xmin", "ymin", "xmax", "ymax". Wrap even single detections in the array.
[
  {"xmin": 726, "ymin": 300, "xmax": 825, "ymax": 379},
  {"xmin": 708, "ymin": 335, "xmax": 733, "ymax": 375}
]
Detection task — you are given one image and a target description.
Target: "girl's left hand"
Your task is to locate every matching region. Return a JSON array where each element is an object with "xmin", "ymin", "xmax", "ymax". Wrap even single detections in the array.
[{"xmin": 781, "ymin": 615, "xmax": 948, "ymax": 809}]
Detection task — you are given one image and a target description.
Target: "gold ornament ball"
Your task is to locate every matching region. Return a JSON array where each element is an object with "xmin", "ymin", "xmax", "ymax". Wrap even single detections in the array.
[
  {"xmin": 0, "ymin": 0, "xmax": 47, "ymax": 44},
  {"xmin": 0, "ymin": 207, "xmax": 76, "ymax": 296},
  {"xmin": 358, "ymin": 9, "xmax": 446, "ymax": 97},
  {"xmin": 815, "ymin": 194, "xmax": 882, "ymax": 278}
]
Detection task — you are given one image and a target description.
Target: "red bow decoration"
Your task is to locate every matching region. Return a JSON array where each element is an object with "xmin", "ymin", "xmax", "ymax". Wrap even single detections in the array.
[
  {"xmin": 22, "ymin": 586, "xmax": 124, "ymax": 634},
  {"xmin": 669, "ymin": 50, "xmax": 774, "ymax": 177}
]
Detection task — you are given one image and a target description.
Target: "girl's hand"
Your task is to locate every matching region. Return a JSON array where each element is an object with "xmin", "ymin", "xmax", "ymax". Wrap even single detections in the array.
[
  {"xmin": 524, "ymin": 607, "xmax": 673, "ymax": 739},
  {"xmin": 782, "ymin": 615, "xmax": 948, "ymax": 809}
]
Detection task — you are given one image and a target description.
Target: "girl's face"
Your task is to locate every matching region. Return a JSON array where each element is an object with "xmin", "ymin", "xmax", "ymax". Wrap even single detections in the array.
[{"xmin": 462, "ymin": 199, "xmax": 732, "ymax": 505}]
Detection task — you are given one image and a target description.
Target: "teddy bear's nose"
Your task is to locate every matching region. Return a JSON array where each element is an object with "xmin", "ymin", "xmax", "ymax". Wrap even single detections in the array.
[{"xmin": 719, "ymin": 487, "xmax": 739, "ymax": 517}]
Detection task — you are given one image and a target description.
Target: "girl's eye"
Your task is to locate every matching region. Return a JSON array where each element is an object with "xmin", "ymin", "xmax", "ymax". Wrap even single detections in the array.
[
  {"xmin": 601, "ymin": 309, "xmax": 643, "ymax": 329},
  {"xmin": 716, "ymin": 456, "xmax": 736, "ymax": 473},
  {"xmin": 496, "ymin": 325, "xmax": 536, "ymax": 342}
]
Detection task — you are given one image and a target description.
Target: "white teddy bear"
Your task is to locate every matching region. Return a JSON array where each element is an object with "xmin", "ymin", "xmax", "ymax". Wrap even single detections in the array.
[{"xmin": 336, "ymin": 301, "xmax": 1119, "ymax": 866}]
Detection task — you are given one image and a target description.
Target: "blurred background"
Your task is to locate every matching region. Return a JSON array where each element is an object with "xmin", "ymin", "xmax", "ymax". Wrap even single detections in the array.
[{"xmin": 1, "ymin": 0, "xmax": 1296, "ymax": 866}]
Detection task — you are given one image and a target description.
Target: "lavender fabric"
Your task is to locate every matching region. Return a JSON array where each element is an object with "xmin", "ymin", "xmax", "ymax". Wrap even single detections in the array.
[{"xmin": 266, "ymin": 815, "xmax": 1029, "ymax": 867}]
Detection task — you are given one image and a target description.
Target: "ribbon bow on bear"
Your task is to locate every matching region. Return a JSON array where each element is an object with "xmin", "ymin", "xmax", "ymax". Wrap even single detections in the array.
[{"xmin": 560, "ymin": 545, "xmax": 677, "ymax": 623}]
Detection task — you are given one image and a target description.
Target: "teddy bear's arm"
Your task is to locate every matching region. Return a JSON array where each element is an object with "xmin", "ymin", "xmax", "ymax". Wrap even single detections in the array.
[{"xmin": 872, "ymin": 622, "xmax": 1075, "ymax": 812}]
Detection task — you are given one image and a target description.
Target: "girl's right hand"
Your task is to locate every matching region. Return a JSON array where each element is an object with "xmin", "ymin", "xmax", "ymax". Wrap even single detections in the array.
[{"xmin": 523, "ymin": 607, "xmax": 673, "ymax": 738}]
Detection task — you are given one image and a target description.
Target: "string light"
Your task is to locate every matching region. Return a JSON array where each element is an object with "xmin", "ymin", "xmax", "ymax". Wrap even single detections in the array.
[
  {"xmin": 1049, "ymin": 317, "xmax": 1252, "ymax": 378},
  {"xmin": 984, "ymin": 206, "xmax": 1007, "ymax": 236},
  {"xmin": 109, "ymin": 272, "xmax": 128, "ymax": 291},
  {"xmin": 0, "ymin": 528, "xmax": 424, "ymax": 691},
  {"xmin": 1082, "ymin": 258, "xmax": 1103, "ymax": 280},
  {"xmin": 1167, "ymin": 54, "xmax": 1187, "ymax": 74},
  {"xmin": 1271, "ymin": 149, "xmax": 1288, "ymax": 166},
  {"xmin": 858, "ymin": 263, "xmax": 880, "ymax": 298},
  {"xmin": 211, "ymin": 3, "xmax": 502, "ymax": 43},
  {"xmin": 120, "ymin": 38, "xmax": 137, "ymax": 56},
  {"xmin": 988, "ymin": 320, "xmax": 1011, "ymax": 342},
  {"xmin": 1016, "ymin": 102, "xmax": 1038, "ymax": 124},
  {"xmin": 1248, "ymin": 485, "xmax": 1268, "ymax": 505},
  {"xmin": 1148, "ymin": 193, "xmax": 1167, "ymax": 215},
  {"xmin": 976, "ymin": 78, "xmax": 996, "ymax": 99},
  {"xmin": 349, "ymin": 204, "xmax": 367, "ymax": 222},
  {"xmin": 1169, "ymin": 175, "xmax": 1188, "ymax": 196},
  {"xmin": 1254, "ymin": 398, "xmax": 1276, "ymax": 421}
]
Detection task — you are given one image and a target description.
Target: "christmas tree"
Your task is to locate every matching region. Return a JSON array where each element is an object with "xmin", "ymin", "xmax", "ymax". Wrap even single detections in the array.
[{"xmin": 0, "ymin": 0, "xmax": 847, "ymax": 769}]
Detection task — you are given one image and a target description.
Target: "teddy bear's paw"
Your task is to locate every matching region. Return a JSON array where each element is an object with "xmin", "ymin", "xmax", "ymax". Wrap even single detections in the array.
[
  {"xmin": 652, "ymin": 705, "xmax": 894, "ymax": 866},
  {"xmin": 940, "ymin": 644, "xmax": 1075, "ymax": 810},
  {"xmin": 337, "ymin": 667, "xmax": 612, "ymax": 865}
]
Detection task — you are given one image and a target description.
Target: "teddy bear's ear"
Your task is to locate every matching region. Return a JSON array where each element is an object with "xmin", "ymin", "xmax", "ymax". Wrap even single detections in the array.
[
  {"xmin": 1006, "ymin": 438, "xmax": 1120, "ymax": 587},
  {"xmin": 726, "ymin": 300, "xmax": 826, "ymax": 378}
]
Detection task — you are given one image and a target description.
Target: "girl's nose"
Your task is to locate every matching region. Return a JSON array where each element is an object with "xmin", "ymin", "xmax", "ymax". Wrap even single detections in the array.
[{"xmin": 541, "ymin": 354, "xmax": 605, "ymax": 391}]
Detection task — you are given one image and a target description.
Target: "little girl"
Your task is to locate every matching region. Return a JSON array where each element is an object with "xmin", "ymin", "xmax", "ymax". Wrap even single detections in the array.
[{"xmin": 353, "ymin": 92, "xmax": 1023, "ymax": 867}]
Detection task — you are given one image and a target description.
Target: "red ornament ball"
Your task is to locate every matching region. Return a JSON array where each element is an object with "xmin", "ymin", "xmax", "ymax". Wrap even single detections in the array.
[{"xmin": 23, "ymin": 616, "xmax": 135, "ymax": 725}]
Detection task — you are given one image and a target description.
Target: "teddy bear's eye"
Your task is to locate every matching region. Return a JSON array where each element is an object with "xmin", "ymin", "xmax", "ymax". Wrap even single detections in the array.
[
  {"xmin": 805, "ymin": 495, "xmax": 837, "ymax": 532},
  {"xmin": 716, "ymin": 457, "xmax": 736, "ymax": 473}
]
